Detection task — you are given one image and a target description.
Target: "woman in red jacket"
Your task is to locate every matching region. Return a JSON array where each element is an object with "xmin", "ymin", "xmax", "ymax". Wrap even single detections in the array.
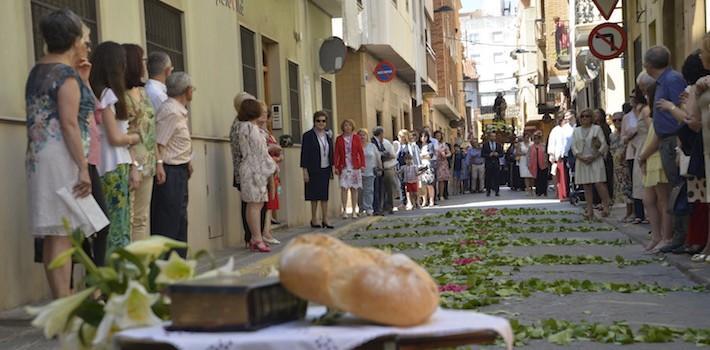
[{"xmin": 334, "ymin": 119, "xmax": 365, "ymax": 219}]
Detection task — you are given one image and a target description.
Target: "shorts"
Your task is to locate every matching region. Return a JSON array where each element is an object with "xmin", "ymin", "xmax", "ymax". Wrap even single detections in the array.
[{"xmin": 405, "ymin": 182, "xmax": 419, "ymax": 193}]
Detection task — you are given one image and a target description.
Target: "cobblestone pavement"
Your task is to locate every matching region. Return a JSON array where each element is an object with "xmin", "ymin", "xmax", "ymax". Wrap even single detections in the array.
[
  {"xmin": 3, "ymin": 188, "xmax": 708, "ymax": 349},
  {"xmin": 340, "ymin": 189, "xmax": 710, "ymax": 349}
]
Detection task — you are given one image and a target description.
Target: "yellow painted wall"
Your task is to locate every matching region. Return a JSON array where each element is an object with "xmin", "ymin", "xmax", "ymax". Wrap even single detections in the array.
[
  {"xmin": 362, "ymin": 51, "xmax": 412, "ymax": 138},
  {"xmin": 0, "ymin": 0, "xmax": 337, "ymax": 311}
]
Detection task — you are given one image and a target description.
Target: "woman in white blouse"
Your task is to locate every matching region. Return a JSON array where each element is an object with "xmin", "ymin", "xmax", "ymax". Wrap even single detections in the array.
[
  {"xmin": 89, "ymin": 42, "xmax": 141, "ymax": 256},
  {"xmin": 358, "ymin": 128, "xmax": 382, "ymax": 216}
]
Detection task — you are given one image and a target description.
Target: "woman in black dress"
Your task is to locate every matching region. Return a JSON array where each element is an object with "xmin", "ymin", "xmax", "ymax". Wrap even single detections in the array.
[{"xmin": 300, "ymin": 111, "xmax": 334, "ymax": 229}]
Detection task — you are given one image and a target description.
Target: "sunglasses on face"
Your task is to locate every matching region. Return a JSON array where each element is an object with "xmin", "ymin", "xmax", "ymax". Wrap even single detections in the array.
[{"xmin": 316, "ymin": 119, "xmax": 327, "ymax": 123}]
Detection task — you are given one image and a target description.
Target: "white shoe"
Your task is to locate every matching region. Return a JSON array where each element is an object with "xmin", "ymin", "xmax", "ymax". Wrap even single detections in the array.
[
  {"xmin": 352, "ymin": 213, "xmax": 359, "ymax": 219},
  {"xmin": 263, "ymin": 237, "xmax": 281, "ymax": 245}
]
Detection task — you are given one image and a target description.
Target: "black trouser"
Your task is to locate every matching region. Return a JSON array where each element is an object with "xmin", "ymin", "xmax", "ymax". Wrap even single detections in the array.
[
  {"xmin": 399, "ymin": 170, "xmax": 407, "ymax": 205},
  {"xmin": 373, "ymin": 174, "xmax": 384, "ymax": 214},
  {"xmin": 485, "ymin": 164, "xmax": 500, "ymax": 194},
  {"xmin": 151, "ymin": 164, "xmax": 189, "ymax": 257},
  {"xmin": 535, "ymin": 167, "xmax": 548, "ymax": 196}
]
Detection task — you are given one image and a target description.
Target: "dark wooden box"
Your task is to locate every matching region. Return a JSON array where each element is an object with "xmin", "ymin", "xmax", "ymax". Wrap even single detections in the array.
[{"xmin": 167, "ymin": 275, "xmax": 307, "ymax": 332}]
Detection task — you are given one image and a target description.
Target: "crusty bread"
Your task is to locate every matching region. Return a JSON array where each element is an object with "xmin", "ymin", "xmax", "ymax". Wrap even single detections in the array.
[{"xmin": 278, "ymin": 234, "xmax": 439, "ymax": 326}]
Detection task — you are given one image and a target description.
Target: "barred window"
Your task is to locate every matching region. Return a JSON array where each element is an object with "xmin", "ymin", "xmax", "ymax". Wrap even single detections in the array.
[
  {"xmin": 240, "ymin": 27, "xmax": 258, "ymax": 97},
  {"xmin": 30, "ymin": 0, "xmax": 98, "ymax": 61},
  {"xmin": 321, "ymin": 78, "xmax": 333, "ymax": 131},
  {"xmin": 144, "ymin": 0, "xmax": 185, "ymax": 71},
  {"xmin": 288, "ymin": 61, "xmax": 302, "ymax": 143}
]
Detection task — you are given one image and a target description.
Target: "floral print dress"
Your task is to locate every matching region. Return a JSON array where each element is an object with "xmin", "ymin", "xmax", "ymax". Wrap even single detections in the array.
[
  {"xmin": 25, "ymin": 63, "xmax": 95, "ymax": 236},
  {"xmin": 238, "ymin": 122, "xmax": 277, "ymax": 203}
]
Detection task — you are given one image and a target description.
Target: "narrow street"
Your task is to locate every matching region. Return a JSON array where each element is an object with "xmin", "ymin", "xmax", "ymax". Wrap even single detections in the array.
[{"xmin": 338, "ymin": 190, "xmax": 710, "ymax": 348}]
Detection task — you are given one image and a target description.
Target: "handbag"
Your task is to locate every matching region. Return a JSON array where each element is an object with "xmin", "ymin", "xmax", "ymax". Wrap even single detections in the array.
[{"xmin": 679, "ymin": 148, "xmax": 690, "ymax": 177}]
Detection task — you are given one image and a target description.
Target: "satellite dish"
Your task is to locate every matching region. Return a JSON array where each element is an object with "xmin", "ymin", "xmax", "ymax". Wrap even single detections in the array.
[
  {"xmin": 319, "ymin": 37, "xmax": 347, "ymax": 74},
  {"xmin": 576, "ymin": 49, "xmax": 600, "ymax": 82}
]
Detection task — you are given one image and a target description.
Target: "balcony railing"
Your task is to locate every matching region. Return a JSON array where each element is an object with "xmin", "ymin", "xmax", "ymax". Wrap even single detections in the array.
[{"xmin": 426, "ymin": 46, "xmax": 437, "ymax": 84}]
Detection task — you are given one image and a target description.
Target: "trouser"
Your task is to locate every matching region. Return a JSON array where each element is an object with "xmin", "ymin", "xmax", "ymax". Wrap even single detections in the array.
[
  {"xmin": 399, "ymin": 170, "xmax": 407, "ymax": 205},
  {"xmin": 361, "ymin": 175, "xmax": 375, "ymax": 212},
  {"xmin": 536, "ymin": 167, "xmax": 548, "ymax": 196},
  {"xmin": 471, "ymin": 164, "xmax": 485, "ymax": 191},
  {"xmin": 131, "ymin": 174, "xmax": 154, "ymax": 242},
  {"xmin": 151, "ymin": 164, "xmax": 189, "ymax": 257},
  {"xmin": 383, "ymin": 168, "xmax": 397, "ymax": 213},
  {"xmin": 659, "ymin": 136, "xmax": 681, "ymax": 187},
  {"xmin": 373, "ymin": 174, "xmax": 384, "ymax": 214},
  {"xmin": 485, "ymin": 164, "xmax": 500, "ymax": 194},
  {"xmin": 556, "ymin": 159, "xmax": 568, "ymax": 199},
  {"xmin": 88, "ymin": 164, "xmax": 109, "ymax": 266}
]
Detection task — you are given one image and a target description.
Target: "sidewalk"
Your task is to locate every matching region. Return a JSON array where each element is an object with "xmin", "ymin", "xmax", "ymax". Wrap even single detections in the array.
[{"xmin": 602, "ymin": 205, "xmax": 710, "ymax": 288}]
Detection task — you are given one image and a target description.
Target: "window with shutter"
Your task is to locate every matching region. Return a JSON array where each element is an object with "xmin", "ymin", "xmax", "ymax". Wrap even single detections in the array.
[
  {"xmin": 30, "ymin": 0, "xmax": 98, "ymax": 61},
  {"xmin": 144, "ymin": 0, "xmax": 185, "ymax": 71},
  {"xmin": 288, "ymin": 61, "xmax": 302, "ymax": 143}
]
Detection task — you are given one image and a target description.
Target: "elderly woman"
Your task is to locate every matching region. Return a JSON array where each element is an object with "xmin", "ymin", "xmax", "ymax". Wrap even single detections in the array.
[
  {"xmin": 301, "ymin": 111, "xmax": 334, "ymax": 229},
  {"xmin": 572, "ymin": 109, "xmax": 611, "ymax": 220},
  {"xmin": 123, "ymin": 43, "xmax": 157, "ymax": 242},
  {"xmin": 682, "ymin": 43, "xmax": 710, "ymax": 262},
  {"xmin": 26, "ymin": 9, "xmax": 95, "ymax": 298},
  {"xmin": 237, "ymin": 100, "xmax": 277, "ymax": 253},
  {"xmin": 418, "ymin": 131, "xmax": 436, "ymax": 206},
  {"xmin": 610, "ymin": 112, "xmax": 633, "ymax": 222},
  {"xmin": 358, "ymin": 128, "xmax": 382, "ymax": 216},
  {"xmin": 91, "ymin": 42, "xmax": 142, "ymax": 256},
  {"xmin": 528, "ymin": 131, "xmax": 549, "ymax": 197},
  {"xmin": 396, "ymin": 129, "xmax": 421, "ymax": 205},
  {"xmin": 433, "ymin": 130, "xmax": 451, "ymax": 202},
  {"xmin": 518, "ymin": 134, "xmax": 534, "ymax": 196},
  {"xmin": 334, "ymin": 119, "xmax": 365, "ymax": 219}
]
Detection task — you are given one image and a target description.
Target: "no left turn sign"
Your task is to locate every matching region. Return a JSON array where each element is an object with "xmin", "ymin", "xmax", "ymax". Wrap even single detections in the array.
[{"xmin": 588, "ymin": 23, "xmax": 627, "ymax": 60}]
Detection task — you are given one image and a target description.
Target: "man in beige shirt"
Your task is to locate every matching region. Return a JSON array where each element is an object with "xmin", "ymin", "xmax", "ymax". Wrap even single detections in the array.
[{"xmin": 151, "ymin": 72, "xmax": 194, "ymax": 257}]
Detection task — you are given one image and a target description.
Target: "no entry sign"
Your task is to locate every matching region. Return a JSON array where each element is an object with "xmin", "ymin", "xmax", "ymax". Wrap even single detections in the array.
[
  {"xmin": 588, "ymin": 23, "xmax": 626, "ymax": 60},
  {"xmin": 374, "ymin": 61, "xmax": 396, "ymax": 83}
]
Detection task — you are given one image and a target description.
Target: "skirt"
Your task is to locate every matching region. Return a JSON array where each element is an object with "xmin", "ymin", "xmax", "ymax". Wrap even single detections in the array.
[
  {"xmin": 339, "ymin": 167, "xmax": 362, "ymax": 189},
  {"xmin": 305, "ymin": 167, "xmax": 331, "ymax": 201},
  {"xmin": 266, "ymin": 175, "xmax": 280, "ymax": 210}
]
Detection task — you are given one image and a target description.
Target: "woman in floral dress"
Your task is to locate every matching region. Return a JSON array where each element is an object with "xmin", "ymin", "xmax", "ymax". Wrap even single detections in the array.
[
  {"xmin": 238, "ymin": 100, "xmax": 277, "ymax": 253},
  {"xmin": 433, "ymin": 130, "xmax": 451, "ymax": 202},
  {"xmin": 25, "ymin": 9, "xmax": 94, "ymax": 298},
  {"xmin": 123, "ymin": 44, "xmax": 157, "ymax": 242},
  {"xmin": 334, "ymin": 119, "xmax": 365, "ymax": 219}
]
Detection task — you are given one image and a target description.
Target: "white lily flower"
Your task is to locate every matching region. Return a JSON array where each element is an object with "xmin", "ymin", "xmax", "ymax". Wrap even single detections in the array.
[
  {"xmin": 59, "ymin": 317, "xmax": 96, "ymax": 350},
  {"xmin": 93, "ymin": 281, "xmax": 161, "ymax": 345},
  {"xmin": 155, "ymin": 251, "xmax": 197, "ymax": 284},
  {"xmin": 124, "ymin": 235, "xmax": 187, "ymax": 259},
  {"xmin": 26, "ymin": 287, "xmax": 96, "ymax": 339},
  {"xmin": 194, "ymin": 257, "xmax": 238, "ymax": 280}
]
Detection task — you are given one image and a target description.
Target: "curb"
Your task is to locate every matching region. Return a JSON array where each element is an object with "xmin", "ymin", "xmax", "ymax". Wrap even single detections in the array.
[
  {"xmin": 601, "ymin": 210, "xmax": 710, "ymax": 288},
  {"xmin": 234, "ymin": 215, "xmax": 383, "ymax": 276}
]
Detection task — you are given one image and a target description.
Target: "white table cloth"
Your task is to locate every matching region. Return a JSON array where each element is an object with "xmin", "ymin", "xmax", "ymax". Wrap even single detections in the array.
[{"xmin": 115, "ymin": 306, "xmax": 513, "ymax": 350}]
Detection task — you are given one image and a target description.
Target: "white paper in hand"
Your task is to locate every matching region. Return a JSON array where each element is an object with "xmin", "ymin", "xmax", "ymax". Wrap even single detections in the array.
[{"xmin": 56, "ymin": 187, "xmax": 109, "ymax": 236}]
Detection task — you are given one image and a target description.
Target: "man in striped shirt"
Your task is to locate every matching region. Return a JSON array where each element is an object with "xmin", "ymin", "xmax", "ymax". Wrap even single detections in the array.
[{"xmin": 151, "ymin": 72, "xmax": 194, "ymax": 257}]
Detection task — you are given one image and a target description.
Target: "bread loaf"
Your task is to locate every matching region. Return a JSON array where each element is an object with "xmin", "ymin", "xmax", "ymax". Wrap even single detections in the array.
[{"xmin": 278, "ymin": 234, "xmax": 439, "ymax": 326}]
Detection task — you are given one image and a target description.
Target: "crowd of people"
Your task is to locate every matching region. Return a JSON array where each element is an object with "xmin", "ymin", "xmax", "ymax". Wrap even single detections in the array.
[
  {"xmin": 24, "ymin": 9, "xmax": 710, "ymax": 300},
  {"xmin": 26, "ymin": 9, "xmax": 194, "ymax": 298}
]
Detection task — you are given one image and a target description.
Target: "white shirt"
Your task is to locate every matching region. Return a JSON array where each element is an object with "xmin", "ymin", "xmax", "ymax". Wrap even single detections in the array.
[
  {"xmin": 363, "ymin": 143, "xmax": 380, "ymax": 177},
  {"xmin": 97, "ymin": 88, "xmax": 132, "ymax": 176},
  {"xmin": 430, "ymin": 138, "xmax": 439, "ymax": 160},
  {"xmin": 382, "ymin": 139, "xmax": 397, "ymax": 169},
  {"xmin": 316, "ymin": 130, "xmax": 330, "ymax": 168},
  {"xmin": 621, "ymin": 111, "xmax": 639, "ymax": 160},
  {"xmin": 561, "ymin": 123, "xmax": 574, "ymax": 156},
  {"xmin": 145, "ymin": 79, "xmax": 168, "ymax": 111}
]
